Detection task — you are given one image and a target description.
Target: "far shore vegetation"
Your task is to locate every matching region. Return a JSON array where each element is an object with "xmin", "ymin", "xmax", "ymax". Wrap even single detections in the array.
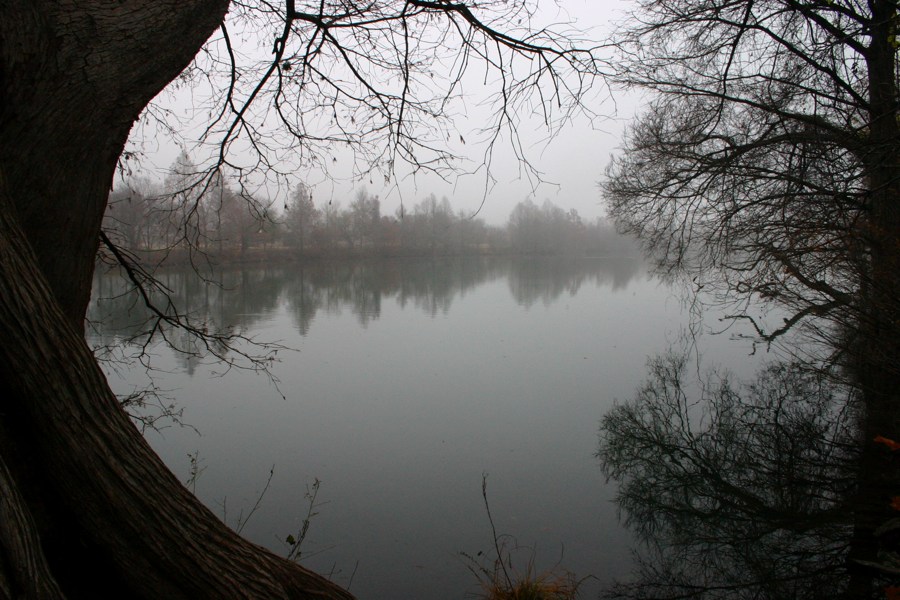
[{"xmin": 102, "ymin": 165, "xmax": 637, "ymax": 269}]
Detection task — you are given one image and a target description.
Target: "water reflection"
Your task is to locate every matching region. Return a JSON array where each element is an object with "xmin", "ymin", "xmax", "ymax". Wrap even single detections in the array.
[
  {"xmin": 86, "ymin": 254, "xmax": 664, "ymax": 599},
  {"xmin": 87, "ymin": 255, "xmax": 900, "ymax": 597},
  {"xmin": 89, "ymin": 255, "xmax": 645, "ymax": 342},
  {"xmin": 598, "ymin": 353, "xmax": 900, "ymax": 599},
  {"xmin": 507, "ymin": 256, "xmax": 643, "ymax": 308}
]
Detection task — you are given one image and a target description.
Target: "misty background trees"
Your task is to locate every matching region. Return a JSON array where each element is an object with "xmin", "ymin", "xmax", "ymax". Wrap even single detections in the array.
[{"xmin": 103, "ymin": 168, "xmax": 636, "ymax": 260}]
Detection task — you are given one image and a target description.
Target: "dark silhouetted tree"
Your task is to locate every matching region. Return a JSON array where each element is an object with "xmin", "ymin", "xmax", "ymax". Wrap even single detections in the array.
[{"xmin": 604, "ymin": 0, "xmax": 900, "ymax": 585}]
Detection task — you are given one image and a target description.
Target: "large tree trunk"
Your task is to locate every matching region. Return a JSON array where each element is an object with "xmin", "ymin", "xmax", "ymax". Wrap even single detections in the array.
[
  {"xmin": 0, "ymin": 2, "xmax": 354, "ymax": 598},
  {"xmin": 844, "ymin": 8, "xmax": 900, "ymax": 593},
  {"xmin": 1, "ymin": 0, "xmax": 230, "ymax": 326}
]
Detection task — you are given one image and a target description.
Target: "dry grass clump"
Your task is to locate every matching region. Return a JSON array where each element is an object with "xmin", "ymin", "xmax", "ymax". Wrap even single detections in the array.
[
  {"xmin": 462, "ymin": 475, "xmax": 586, "ymax": 600},
  {"xmin": 464, "ymin": 552, "xmax": 580, "ymax": 600}
]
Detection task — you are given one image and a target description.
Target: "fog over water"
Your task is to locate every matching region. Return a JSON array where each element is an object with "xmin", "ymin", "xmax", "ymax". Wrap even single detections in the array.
[{"xmin": 88, "ymin": 256, "xmax": 767, "ymax": 599}]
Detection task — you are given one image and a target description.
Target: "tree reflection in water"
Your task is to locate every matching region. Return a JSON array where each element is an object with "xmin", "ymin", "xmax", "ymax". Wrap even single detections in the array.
[
  {"xmin": 88, "ymin": 255, "xmax": 645, "ymax": 354},
  {"xmin": 598, "ymin": 353, "xmax": 900, "ymax": 599}
]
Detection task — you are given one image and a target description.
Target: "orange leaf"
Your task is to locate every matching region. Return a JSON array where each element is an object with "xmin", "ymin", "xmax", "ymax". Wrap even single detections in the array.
[
  {"xmin": 875, "ymin": 435, "xmax": 900, "ymax": 451},
  {"xmin": 885, "ymin": 586, "xmax": 900, "ymax": 600}
]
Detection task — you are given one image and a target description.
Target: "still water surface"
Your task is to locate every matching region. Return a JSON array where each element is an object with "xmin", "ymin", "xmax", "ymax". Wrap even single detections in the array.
[{"xmin": 88, "ymin": 256, "xmax": 763, "ymax": 598}]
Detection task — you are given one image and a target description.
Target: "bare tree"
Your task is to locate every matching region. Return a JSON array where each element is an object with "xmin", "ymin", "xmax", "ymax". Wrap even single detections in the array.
[
  {"xmin": 163, "ymin": 151, "xmax": 209, "ymax": 250},
  {"xmin": 136, "ymin": 0, "xmax": 606, "ymax": 210},
  {"xmin": 283, "ymin": 182, "xmax": 318, "ymax": 251},
  {"xmin": 605, "ymin": 0, "xmax": 896, "ymax": 348},
  {"xmin": 603, "ymin": 0, "xmax": 900, "ymax": 590},
  {"xmin": 348, "ymin": 188, "xmax": 381, "ymax": 249},
  {"xmin": 103, "ymin": 178, "xmax": 161, "ymax": 251},
  {"xmin": 0, "ymin": 1, "xmax": 604, "ymax": 597}
]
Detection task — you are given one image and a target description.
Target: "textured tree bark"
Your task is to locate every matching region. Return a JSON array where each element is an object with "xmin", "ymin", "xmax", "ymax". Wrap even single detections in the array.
[
  {"xmin": 844, "ymin": 10, "xmax": 900, "ymax": 593},
  {"xmin": 0, "ymin": 2, "xmax": 355, "ymax": 598},
  {"xmin": 0, "ymin": 0, "xmax": 234, "ymax": 326},
  {"xmin": 0, "ymin": 453, "xmax": 64, "ymax": 600}
]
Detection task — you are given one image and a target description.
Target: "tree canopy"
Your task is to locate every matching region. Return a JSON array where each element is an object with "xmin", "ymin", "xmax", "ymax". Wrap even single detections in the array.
[{"xmin": 605, "ymin": 0, "xmax": 899, "ymax": 355}]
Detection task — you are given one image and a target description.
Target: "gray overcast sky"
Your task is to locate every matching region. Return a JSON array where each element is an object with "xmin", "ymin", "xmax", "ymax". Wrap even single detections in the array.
[
  {"xmin": 438, "ymin": 0, "xmax": 638, "ymax": 224},
  {"xmin": 128, "ymin": 0, "xmax": 638, "ymax": 225}
]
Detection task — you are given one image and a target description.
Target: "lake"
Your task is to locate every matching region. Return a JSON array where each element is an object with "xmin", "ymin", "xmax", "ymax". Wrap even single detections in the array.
[{"xmin": 87, "ymin": 256, "xmax": 765, "ymax": 599}]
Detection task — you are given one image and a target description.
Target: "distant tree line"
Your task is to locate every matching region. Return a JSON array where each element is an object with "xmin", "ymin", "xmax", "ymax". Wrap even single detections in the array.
[{"xmin": 103, "ymin": 161, "xmax": 636, "ymax": 262}]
